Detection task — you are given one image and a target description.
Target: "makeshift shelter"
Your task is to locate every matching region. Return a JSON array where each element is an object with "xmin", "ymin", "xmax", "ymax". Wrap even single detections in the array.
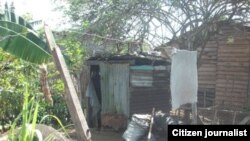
[
  {"xmin": 85, "ymin": 54, "xmax": 171, "ymax": 127},
  {"xmin": 166, "ymin": 22, "xmax": 250, "ymax": 110}
]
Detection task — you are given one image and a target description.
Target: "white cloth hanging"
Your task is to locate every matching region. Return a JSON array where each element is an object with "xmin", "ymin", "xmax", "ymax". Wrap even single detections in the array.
[
  {"xmin": 170, "ymin": 50, "xmax": 198, "ymax": 110},
  {"xmin": 86, "ymin": 79, "xmax": 101, "ymax": 117}
]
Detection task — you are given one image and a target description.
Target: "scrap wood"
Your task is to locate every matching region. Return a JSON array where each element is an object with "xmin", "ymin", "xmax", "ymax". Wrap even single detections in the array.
[{"xmin": 44, "ymin": 25, "xmax": 91, "ymax": 141}]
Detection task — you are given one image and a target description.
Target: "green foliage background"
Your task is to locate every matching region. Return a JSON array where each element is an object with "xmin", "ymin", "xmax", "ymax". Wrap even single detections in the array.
[
  {"xmin": 0, "ymin": 50, "xmax": 39, "ymax": 130},
  {"xmin": 0, "ymin": 33, "xmax": 85, "ymax": 132},
  {"xmin": 0, "ymin": 1, "xmax": 88, "ymax": 133}
]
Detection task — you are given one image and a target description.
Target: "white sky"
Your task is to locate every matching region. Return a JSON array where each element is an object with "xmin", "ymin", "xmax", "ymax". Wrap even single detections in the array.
[
  {"xmin": 1, "ymin": 0, "xmax": 68, "ymax": 30},
  {"xmin": 1, "ymin": 0, "xmax": 172, "ymax": 45}
]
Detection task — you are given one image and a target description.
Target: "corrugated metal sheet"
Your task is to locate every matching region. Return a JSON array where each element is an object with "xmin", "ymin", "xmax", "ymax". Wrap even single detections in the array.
[
  {"xmin": 130, "ymin": 65, "xmax": 154, "ymax": 71},
  {"xmin": 100, "ymin": 63, "xmax": 130, "ymax": 116},
  {"xmin": 197, "ymin": 40, "xmax": 217, "ymax": 108},
  {"xmin": 129, "ymin": 66, "xmax": 171, "ymax": 114},
  {"xmin": 197, "ymin": 24, "xmax": 250, "ymax": 110},
  {"xmin": 214, "ymin": 25, "xmax": 249, "ymax": 110},
  {"xmin": 131, "ymin": 73, "xmax": 153, "ymax": 87}
]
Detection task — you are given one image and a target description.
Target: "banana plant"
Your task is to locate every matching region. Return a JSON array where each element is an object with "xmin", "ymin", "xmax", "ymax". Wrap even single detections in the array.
[
  {"xmin": 0, "ymin": 5, "xmax": 53, "ymax": 104},
  {"xmin": 0, "ymin": 6, "xmax": 51, "ymax": 64}
]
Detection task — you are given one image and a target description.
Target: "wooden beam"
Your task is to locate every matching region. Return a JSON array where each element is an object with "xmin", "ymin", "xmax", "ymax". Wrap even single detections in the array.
[
  {"xmin": 44, "ymin": 25, "xmax": 91, "ymax": 141},
  {"xmin": 192, "ymin": 103, "xmax": 197, "ymax": 124}
]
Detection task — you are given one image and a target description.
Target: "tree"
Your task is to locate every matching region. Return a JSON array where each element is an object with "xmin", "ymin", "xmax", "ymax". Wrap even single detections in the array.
[{"xmin": 63, "ymin": 0, "xmax": 250, "ymax": 51}]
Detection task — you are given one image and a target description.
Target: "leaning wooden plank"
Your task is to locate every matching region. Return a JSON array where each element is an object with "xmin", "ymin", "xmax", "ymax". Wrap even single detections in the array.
[
  {"xmin": 44, "ymin": 25, "xmax": 91, "ymax": 141},
  {"xmin": 147, "ymin": 108, "xmax": 155, "ymax": 141}
]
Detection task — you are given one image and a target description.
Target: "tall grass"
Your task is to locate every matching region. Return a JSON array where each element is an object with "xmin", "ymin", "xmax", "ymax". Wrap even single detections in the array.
[
  {"xmin": 8, "ymin": 86, "xmax": 40, "ymax": 141},
  {"xmin": 7, "ymin": 86, "xmax": 68, "ymax": 141},
  {"xmin": 39, "ymin": 115, "xmax": 70, "ymax": 141}
]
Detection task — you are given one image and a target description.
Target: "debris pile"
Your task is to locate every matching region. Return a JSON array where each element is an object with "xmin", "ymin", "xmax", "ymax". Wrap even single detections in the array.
[
  {"xmin": 122, "ymin": 114, "xmax": 151, "ymax": 141},
  {"xmin": 101, "ymin": 113, "xmax": 127, "ymax": 131}
]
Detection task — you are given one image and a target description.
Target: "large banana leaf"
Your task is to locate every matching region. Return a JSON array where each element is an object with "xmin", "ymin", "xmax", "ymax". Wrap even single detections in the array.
[
  {"xmin": 0, "ymin": 21, "xmax": 51, "ymax": 63},
  {"xmin": 0, "ymin": 9, "xmax": 70, "ymax": 64}
]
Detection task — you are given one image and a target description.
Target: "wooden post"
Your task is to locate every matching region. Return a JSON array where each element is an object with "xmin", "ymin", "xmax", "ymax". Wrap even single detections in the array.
[
  {"xmin": 192, "ymin": 103, "xmax": 197, "ymax": 124},
  {"xmin": 44, "ymin": 25, "xmax": 91, "ymax": 141},
  {"xmin": 147, "ymin": 108, "xmax": 155, "ymax": 141}
]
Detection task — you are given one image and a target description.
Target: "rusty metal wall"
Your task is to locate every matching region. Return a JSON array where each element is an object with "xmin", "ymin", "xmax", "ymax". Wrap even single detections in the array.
[
  {"xmin": 129, "ymin": 65, "xmax": 171, "ymax": 114},
  {"xmin": 100, "ymin": 63, "xmax": 130, "ymax": 116},
  {"xmin": 215, "ymin": 25, "xmax": 250, "ymax": 110}
]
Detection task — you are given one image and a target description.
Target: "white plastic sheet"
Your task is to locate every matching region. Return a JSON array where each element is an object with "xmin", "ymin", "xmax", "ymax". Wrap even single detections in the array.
[{"xmin": 170, "ymin": 50, "xmax": 198, "ymax": 110}]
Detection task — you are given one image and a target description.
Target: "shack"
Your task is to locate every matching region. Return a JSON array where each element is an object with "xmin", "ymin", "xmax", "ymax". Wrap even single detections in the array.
[
  {"xmin": 198, "ymin": 23, "xmax": 250, "ymax": 110},
  {"xmin": 85, "ymin": 54, "xmax": 171, "ymax": 127},
  {"xmin": 166, "ymin": 22, "xmax": 250, "ymax": 110}
]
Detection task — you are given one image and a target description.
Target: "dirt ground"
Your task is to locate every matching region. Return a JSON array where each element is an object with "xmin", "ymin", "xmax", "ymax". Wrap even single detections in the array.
[
  {"xmin": 91, "ymin": 130, "xmax": 124, "ymax": 141},
  {"xmin": 69, "ymin": 129, "xmax": 166, "ymax": 141},
  {"xmin": 0, "ymin": 129, "xmax": 124, "ymax": 141},
  {"xmin": 69, "ymin": 129, "xmax": 124, "ymax": 141},
  {"xmin": 1, "ymin": 127, "xmax": 166, "ymax": 141}
]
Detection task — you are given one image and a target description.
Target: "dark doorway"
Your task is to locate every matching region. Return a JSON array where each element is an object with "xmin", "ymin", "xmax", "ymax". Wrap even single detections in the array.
[{"xmin": 88, "ymin": 65, "xmax": 102, "ymax": 128}]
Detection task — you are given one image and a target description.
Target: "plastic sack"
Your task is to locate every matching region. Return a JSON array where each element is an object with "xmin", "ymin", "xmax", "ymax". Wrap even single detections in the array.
[{"xmin": 122, "ymin": 115, "xmax": 149, "ymax": 141}]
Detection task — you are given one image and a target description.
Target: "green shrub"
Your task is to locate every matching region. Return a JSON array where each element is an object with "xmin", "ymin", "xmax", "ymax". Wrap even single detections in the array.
[{"xmin": 0, "ymin": 50, "xmax": 71, "ymax": 131}]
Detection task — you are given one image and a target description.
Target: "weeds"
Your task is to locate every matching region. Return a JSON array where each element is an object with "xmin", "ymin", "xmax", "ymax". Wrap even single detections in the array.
[
  {"xmin": 8, "ymin": 85, "xmax": 39, "ymax": 141},
  {"xmin": 7, "ymin": 85, "xmax": 68, "ymax": 141}
]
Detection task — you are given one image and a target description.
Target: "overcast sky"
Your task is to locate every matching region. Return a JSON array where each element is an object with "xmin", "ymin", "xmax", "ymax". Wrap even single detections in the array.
[{"xmin": 1, "ymin": 0, "xmax": 68, "ymax": 30}]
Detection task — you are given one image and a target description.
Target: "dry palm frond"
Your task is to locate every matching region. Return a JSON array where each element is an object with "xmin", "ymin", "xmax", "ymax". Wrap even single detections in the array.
[{"xmin": 39, "ymin": 64, "xmax": 53, "ymax": 105}]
